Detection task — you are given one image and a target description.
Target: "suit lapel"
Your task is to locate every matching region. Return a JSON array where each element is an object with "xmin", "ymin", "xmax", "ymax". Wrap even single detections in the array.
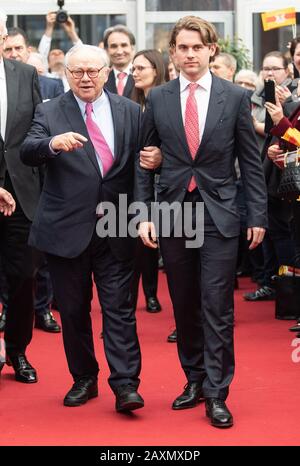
[
  {"xmin": 123, "ymin": 74, "xmax": 134, "ymax": 98},
  {"xmin": 4, "ymin": 59, "xmax": 19, "ymax": 143},
  {"xmin": 61, "ymin": 91, "xmax": 102, "ymax": 178},
  {"xmin": 162, "ymin": 78, "xmax": 191, "ymax": 161},
  {"xmin": 198, "ymin": 74, "xmax": 226, "ymax": 157},
  {"xmin": 105, "ymin": 70, "xmax": 117, "ymax": 94},
  {"xmin": 106, "ymin": 91, "xmax": 125, "ymax": 174}
]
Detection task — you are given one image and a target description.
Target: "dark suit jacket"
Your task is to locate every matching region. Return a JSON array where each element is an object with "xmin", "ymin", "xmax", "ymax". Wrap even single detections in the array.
[
  {"xmin": 135, "ymin": 74, "xmax": 268, "ymax": 237},
  {"xmin": 0, "ymin": 59, "xmax": 42, "ymax": 220},
  {"xmin": 20, "ymin": 90, "xmax": 141, "ymax": 260},
  {"xmin": 105, "ymin": 69, "xmax": 135, "ymax": 99},
  {"xmin": 38, "ymin": 75, "xmax": 64, "ymax": 100}
]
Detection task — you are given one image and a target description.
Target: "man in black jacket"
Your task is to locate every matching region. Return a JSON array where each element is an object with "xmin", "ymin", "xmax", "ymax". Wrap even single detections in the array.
[
  {"xmin": 136, "ymin": 16, "xmax": 267, "ymax": 428},
  {"xmin": 0, "ymin": 9, "xmax": 42, "ymax": 383}
]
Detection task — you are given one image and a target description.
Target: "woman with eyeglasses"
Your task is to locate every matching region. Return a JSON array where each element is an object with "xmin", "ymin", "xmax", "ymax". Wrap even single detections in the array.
[
  {"xmin": 130, "ymin": 50, "xmax": 165, "ymax": 314},
  {"xmin": 131, "ymin": 49, "xmax": 165, "ymax": 108}
]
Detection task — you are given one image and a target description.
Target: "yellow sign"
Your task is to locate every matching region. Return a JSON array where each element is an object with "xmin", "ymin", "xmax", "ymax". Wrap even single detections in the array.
[{"xmin": 261, "ymin": 7, "xmax": 296, "ymax": 31}]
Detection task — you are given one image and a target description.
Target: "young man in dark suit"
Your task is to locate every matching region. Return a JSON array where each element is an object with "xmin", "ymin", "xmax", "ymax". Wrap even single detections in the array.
[
  {"xmin": 21, "ymin": 44, "xmax": 144, "ymax": 412},
  {"xmin": 136, "ymin": 16, "xmax": 267, "ymax": 427}
]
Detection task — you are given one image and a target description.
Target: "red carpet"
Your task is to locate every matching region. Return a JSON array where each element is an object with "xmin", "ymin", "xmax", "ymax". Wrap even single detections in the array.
[{"xmin": 0, "ymin": 274, "xmax": 299, "ymax": 446}]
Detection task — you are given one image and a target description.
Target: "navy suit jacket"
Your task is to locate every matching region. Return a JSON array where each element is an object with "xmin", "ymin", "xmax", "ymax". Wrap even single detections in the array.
[
  {"xmin": 20, "ymin": 90, "xmax": 141, "ymax": 259},
  {"xmin": 38, "ymin": 75, "xmax": 64, "ymax": 100},
  {"xmin": 135, "ymin": 74, "xmax": 268, "ymax": 237}
]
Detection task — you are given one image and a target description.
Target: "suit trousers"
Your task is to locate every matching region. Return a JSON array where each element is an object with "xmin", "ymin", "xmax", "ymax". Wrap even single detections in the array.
[
  {"xmin": 0, "ymin": 175, "xmax": 37, "ymax": 355},
  {"xmin": 46, "ymin": 231, "xmax": 141, "ymax": 391},
  {"xmin": 130, "ymin": 238, "xmax": 159, "ymax": 310},
  {"xmin": 159, "ymin": 190, "xmax": 238, "ymax": 400}
]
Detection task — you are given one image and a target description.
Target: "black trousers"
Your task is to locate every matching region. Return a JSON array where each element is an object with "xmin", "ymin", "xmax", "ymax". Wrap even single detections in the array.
[
  {"xmin": 0, "ymin": 176, "xmax": 37, "ymax": 355},
  {"xmin": 130, "ymin": 238, "xmax": 159, "ymax": 310},
  {"xmin": 46, "ymin": 232, "xmax": 141, "ymax": 391},
  {"xmin": 159, "ymin": 190, "xmax": 238, "ymax": 400},
  {"xmin": 1, "ymin": 255, "xmax": 54, "ymax": 316}
]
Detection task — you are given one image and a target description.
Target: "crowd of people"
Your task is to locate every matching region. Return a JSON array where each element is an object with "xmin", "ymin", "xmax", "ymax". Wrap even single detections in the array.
[{"xmin": 0, "ymin": 8, "xmax": 299, "ymax": 429}]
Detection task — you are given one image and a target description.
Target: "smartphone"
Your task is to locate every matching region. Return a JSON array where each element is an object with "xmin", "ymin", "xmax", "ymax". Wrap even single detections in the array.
[
  {"xmin": 264, "ymin": 79, "xmax": 276, "ymax": 133},
  {"xmin": 264, "ymin": 79, "xmax": 276, "ymax": 104}
]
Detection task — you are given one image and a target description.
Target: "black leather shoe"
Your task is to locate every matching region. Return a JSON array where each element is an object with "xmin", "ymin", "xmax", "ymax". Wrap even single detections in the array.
[
  {"xmin": 172, "ymin": 382, "xmax": 204, "ymax": 410},
  {"xmin": 0, "ymin": 360, "xmax": 4, "ymax": 373},
  {"xmin": 289, "ymin": 320, "xmax": 300, "ymax": 332},
  {"xmin": 35, "ymin": 311, "xmax": 61, "ymax": 333},
  {"xmin": 244, "ymin": 286, "xmax": 276, "ymax": 301},
  {"xmin": 167, "ymin": 329, "xmax": 177, "ymax": 343},
  {"xmin": 0, "ymin": 311, "xmax": 6, "ymax": 332},
  {"xmin": 146, "ymin": 297, "xmax": 161, "ymax": 313},
  {"xmin": 205, "ymin": 398, "xmax": 233, "ymax": 428},
  {"xmin": 115, "ymin": 384, "xmax": 144, "ymax": 412},
  {"xmin": 6, "ymin": 353, "xmax": 37, "ymax": 383},
  {"xmin": 64, "ymin": 378, "xmax": 98, "ymax": 407}
]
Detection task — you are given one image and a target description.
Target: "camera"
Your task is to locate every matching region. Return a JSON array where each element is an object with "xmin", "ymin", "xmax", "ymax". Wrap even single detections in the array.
[{"xmin": 56, "ymin": 0, "xmax": 68, "ymax": 24}]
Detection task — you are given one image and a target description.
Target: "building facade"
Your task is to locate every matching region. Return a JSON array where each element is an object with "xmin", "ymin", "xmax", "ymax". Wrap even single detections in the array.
[{"xmin": 3, "ymin": 0, "xmax": 300, "ymax": 71}]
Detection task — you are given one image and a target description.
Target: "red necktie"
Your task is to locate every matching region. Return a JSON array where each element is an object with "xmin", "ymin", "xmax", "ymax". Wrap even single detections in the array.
[
  {"xmin": 184, "ymin": 83, "xmax": 199, "ymax": 192},
  {"xmin": 85, "ymin": 102, "xmax": 114, "ymax": 176},
  {"xmin": 117, "ymin": 72, "xmax": 127, "ymax": 96}
]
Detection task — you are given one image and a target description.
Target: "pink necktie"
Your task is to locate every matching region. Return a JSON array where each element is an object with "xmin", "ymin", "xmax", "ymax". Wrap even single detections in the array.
[
  {"xmin": 117, "ymin": 72, "xmax": 127, "ymax": 96},
  {"xmin": 85, "ymin": 102, "xmax": 114, "ymax": 176},
  {"xmin": 185, "ymin": 83, "xmax": 199, "ymax": 192}
]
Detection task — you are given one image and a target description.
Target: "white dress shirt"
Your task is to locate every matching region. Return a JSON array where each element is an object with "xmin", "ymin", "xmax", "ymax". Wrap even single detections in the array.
[
  {"xmin": 0, "ymin": 58, "xmax": 7, "ymax": 140},
  {"xmin": 74, "ymin": 91, "xmax": 115, "ymax": 176},
  {"xmin": 179, "ymin": 70, "xmax": 212, "ymax": 139},
  {"xmin": 113, "ymin": 63, "xmax": 132, "ymax": 90}
]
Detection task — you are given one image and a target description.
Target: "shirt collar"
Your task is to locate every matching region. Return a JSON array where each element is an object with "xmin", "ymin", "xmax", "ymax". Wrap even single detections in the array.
[
  {"xmin": 113, "ymin": 63, "xmax": 132, "ymax": 79},
  {"xmin": 179, "ymin": 69, "xmax": 212, "ymax": 93},
  {"xmin": 73, "ymin": 90, "xmax": 109, "ymax": 116}
]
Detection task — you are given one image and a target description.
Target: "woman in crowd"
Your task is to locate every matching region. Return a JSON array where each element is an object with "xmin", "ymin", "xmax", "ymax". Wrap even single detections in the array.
[
  {"xmin": 265, "ymin": 95, "xmax": 300, "ymax": 333},
  {"xmin": 290, "ymin": 37, "xmax": 300, "ymax": 79},
  {"xmin": 130, "ymin": 49, "xmax": 165, "ymax": 313}
]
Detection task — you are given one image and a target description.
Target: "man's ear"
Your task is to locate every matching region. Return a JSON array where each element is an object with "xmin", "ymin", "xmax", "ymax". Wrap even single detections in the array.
[
  {"xmin": 209, "ymin": 44, "xmax": 217, "ymax": 59},
  {"xmin": 102, "ymin": 66, "xmax": 110, "ymax": 84}
]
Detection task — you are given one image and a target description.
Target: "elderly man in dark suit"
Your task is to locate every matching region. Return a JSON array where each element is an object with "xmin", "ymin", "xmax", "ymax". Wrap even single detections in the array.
[
  {"xmin": 136, "ymin": 16, "xmax": 267, "ymax": 428},
  {"xmin": 21, "ymin": 44, "xmax": 144, "ymax": 412},
  {"xmin": 0, "ymin": 9, "xmax": 42, "ymax": 383}
]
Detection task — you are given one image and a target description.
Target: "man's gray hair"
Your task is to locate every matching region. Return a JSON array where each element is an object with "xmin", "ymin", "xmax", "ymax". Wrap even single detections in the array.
[
  {"xmin": 65, "ymin": 44, "xmax": 109, "ymax": 68},
  {"xmin": 0, "ymin": 9, "xmax": 8, "ymax": 36}
]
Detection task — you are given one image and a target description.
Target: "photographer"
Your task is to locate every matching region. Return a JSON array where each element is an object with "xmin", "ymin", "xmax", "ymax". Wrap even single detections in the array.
[{"xmin": 38, "ymin": 5, "xmax": 82, "ymax": 85}]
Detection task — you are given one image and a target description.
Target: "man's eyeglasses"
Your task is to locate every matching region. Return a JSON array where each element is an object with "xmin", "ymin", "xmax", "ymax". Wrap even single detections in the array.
[
  {"xmin": 66, "ymin": 67, "xmax": 105, "ymax": 79},
  {"xmin": 132, "ymin": 65, "xmax": 154, "ymax": 73},
  {"xmin": 262, "ymin": 67, "xmax": 285, "ymax": 72}
]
